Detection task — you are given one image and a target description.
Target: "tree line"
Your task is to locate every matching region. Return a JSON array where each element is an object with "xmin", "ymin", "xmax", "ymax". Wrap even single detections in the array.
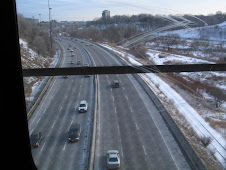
[
  {"xmin": 17, "ymin": 14, "xmax": 56, "ymax": 57},
  {"xmin": 64, "ymin": 12, "xmax": 226, "ymax": 44}
]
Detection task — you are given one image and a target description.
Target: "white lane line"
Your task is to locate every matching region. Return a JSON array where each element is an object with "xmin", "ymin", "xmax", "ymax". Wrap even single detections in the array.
[
  {"xmin": 143, "ymin": 145, "xmax": 147, "ymax": 155},
  {"xmin": 29, "ymin": 76, "xmax": 58, "ymax": 127},
  {"xmin": 130, "ymin": 107, "xmax": 133, "ymax": 112},
  {"xmin": 40, "ymin": 142, "xmax": 46, "ymax": 152},
  {"xmin": 30, "ymin": 128, "xmax": 34, "ymax": 135},
  {"xmin": 135, "ymin": 123, "xmax": 139, "ymax": 130},
  {"xmin": 70, "ymin": 119, "xmax": 73, "ymax": 125},
  {"xmin": 117, "ymin": 124, "xmax": 120, "ymax": 132},
  {"xmin": 43, "ymin": 108, "xmax": 47, "ymax": 113},
  {"xmin": 112, "ymin": 96, "xmax": 114, "ymax": 101},
  {"xmin": 115, "ymin": 107, "xmax": 117, "ymax": 113},
  {"xmin": 121, "ymin": 147, "xmax": 124, "ymax": 157},
  {"xmin": 63, "ymin": 141, "xmax": 67, "ymax": 151},
  {"xmin": 60, "ymin": 106, "xmax": 63, "ymax": 112},
  {"xmin": 37, "ymin": 117, "xmax": 41, "ymax": 124},
  {"xmin": 125, "ymin": 95, "xmax": 128, "ymax": 100},
  {"xmin": 78, "ymin": 91, "xmax": 80, "ymax": 97},
  {"xmin": 51, "ymin": 121, "xmax": 56, "ymax": 129}
]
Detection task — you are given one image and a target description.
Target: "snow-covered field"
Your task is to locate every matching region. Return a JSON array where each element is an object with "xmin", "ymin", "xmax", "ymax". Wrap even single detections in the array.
[
  {"xmin": 160, "ymin": 21, "xmax": 226, "ymax": 41},
  {"xmin": 100, "ymin": 42, "xmax": 226, "ymax": 167}
]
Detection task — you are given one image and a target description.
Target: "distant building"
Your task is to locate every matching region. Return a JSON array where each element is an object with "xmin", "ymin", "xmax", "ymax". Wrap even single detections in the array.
[
  {"xmin": 102, "ymin": 10, "xmax": 110, "ymax": 18},
  {"xmin": 25, "ymin": 17, "xmax": 39, "ymax": 24}
]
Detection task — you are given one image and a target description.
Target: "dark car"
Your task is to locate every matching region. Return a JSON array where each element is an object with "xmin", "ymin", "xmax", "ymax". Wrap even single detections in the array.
[
  {"xmin": 30, "ymin": 132, "xmax": 42, "ymax": 148},
  {"xmin": 68, "ymin": 123, "xmax": 81, "ymax": 142},
  {"xmin": 112, "ymin": 80, "xmax": 119, "ymax": 88}
]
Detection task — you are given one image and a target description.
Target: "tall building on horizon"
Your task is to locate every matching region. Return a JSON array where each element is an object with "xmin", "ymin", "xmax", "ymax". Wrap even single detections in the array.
[{"xmin": 102, "ymin": 10, "xmax": 110, "ymax": 18}]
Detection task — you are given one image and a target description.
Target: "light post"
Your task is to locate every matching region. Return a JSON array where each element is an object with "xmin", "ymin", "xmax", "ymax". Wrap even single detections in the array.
[
  {"xmin": 39, "ymin": 14, "xmax": 41, "ymax": 27},
  {"xmin": 48, "ymin": 0, "xmax": 53, "ymax": 60}
]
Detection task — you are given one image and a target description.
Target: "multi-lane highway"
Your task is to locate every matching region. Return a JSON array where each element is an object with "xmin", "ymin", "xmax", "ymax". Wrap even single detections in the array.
[
  {"xmin": 29, "ymin": 39, "xmax": 95, "ymax": 170},
  {"xmin": 28, "ymin": 37, "xmax": 191, "ymax": 170}
]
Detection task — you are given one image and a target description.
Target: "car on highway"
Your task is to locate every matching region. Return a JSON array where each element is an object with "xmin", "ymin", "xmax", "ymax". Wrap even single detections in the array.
[
  {"xmin": 107, "ymin": 150, "xmax": 120, "ymax": 169},
  {"xmin": 78, "ymin": 100, "xmax": 88, "ymax": 113},
  {"xmin": 30, "ymin": 132, "xmax": 42, "ymax": 148},
  {"xmin": 112, "ymin": 80, "xmax": 120, "ymax": 88},
  {"xmin": 70, "ymin": 61, "xmax": 74, "ymax": 64},
  {"xmin": 77, "ymin": 60, "xmax": 81, "ymax": 65},
  {"xmin": 63, "ymin": 75, "xmax": 68, "ymax": 79},
  {"xmin": 68, "ymin": 123, "xmax": 81, "ymax": 142}
]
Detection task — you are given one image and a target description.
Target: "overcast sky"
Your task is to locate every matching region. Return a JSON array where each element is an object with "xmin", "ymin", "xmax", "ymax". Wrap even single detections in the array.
[{"xmin": 15, "ymin": 0, "xmax": 226, "ymax": 21}]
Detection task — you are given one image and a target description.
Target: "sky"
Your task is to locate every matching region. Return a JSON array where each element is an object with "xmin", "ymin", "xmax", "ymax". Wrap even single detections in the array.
[{"xmin": 15, "ymin": 0, "xmax": 226, "ymax": 21}]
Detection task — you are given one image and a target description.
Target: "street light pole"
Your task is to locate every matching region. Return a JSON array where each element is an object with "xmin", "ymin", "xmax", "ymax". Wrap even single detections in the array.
[{"xmin": 48, "ymin": 0, "xmax": 52, "ymax": 60}]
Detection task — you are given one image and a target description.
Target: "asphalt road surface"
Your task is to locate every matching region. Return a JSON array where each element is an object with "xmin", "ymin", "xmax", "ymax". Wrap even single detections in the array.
[
  {"xmin": 29, "ymin": 39, "xmax": 95, "ymax": 170},
  {"xmin": 28, "ymin": 37, "xmax": 191, "ymax": 170}
]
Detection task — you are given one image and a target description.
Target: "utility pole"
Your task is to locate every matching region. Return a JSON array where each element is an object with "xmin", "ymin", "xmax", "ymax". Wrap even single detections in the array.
[{"xmin": 48, "ymin": 0, "xmax": 52, "ymax": 60}]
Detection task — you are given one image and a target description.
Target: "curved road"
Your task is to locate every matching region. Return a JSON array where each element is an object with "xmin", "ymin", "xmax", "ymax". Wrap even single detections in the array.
[
  {"xmin": 29, "ymin": 39, "xmax": 95, "ymax": 170},
  {"xmin": 29, "ymin": 37, "xmax": 191, "ymax": 170}
]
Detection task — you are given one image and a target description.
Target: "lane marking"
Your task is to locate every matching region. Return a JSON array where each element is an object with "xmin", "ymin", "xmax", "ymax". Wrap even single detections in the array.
[
  {"xmin": 70, "ymin": 119, "xmax": 73, "ymax": 125},
  {"xmin": 130, "ymin": 107, "xmax": 133, "ymax": 112},
  {"xmin": 112, "ymin": 96, "xmax": 114, "ymax": 101},
  {"xmin": 125, "ymin": 95, "xmax": 128, "ymax": 100},
  {"xmin": 29, "ymin": 76, "xmax": 58, "ymax": 127},
  {"xmin": 63, "ymin": 141, "xmax": 67, "ymax": 151},
  {"xmin": 115, "ymin": 107, "xmax": 117, "ymax": 113},
  {"xmin": 135, "ymin": 123, "xmax": 139, "ymax": 130},
  {"xmin": 40, "ymin": 142, "xmax": 45, "ymax": 152},
  {"xmin": 143, "ymin": 145, "xmax": 147, "ymax": 155},
  {"xmin": 121, "ymin": 147, "xmax": 124, "ymax": 157},
  {"xmin": 37, "ymin": 117, "xmax": 41, "ymax": 124},
  {"xmin": 51, "ymin": 121, "xmax": 56, "ymax": 129},
  {"xmin": 30, "ymin": 128, "xmax": 34, "ymax": 135}
]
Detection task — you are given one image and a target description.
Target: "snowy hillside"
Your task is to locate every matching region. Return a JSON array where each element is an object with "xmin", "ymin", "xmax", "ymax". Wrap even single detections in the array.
[
  {"xmin": 20, "ymin": 39, "xmax": 58, "ymax": 107},
  {"xmin": 162, "ymin": 21, "xmax": 226, "ymax": 41}
]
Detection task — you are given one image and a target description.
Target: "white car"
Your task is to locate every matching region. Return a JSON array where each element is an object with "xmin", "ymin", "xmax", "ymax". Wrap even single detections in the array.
[
  {"xmin": 78, "ymin": 100, "xmax": 88, "ymax": 113},
  {"xmin": 107, "ymin": 150, "xmax": 120, "ymax": 169}
]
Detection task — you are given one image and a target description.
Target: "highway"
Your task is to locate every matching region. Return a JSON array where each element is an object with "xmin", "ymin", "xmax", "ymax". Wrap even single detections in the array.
[
  {"xmin": 28, "ymin": 39, "xmax": 95, "ymax": 170},
  {"xmin": 28, "ymin": 37, "xmax": 191, "ymax": 170}
]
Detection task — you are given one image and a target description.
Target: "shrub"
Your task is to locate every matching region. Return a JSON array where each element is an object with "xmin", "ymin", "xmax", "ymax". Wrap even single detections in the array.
[{"xmin": 200, "ymin": 136, "xmax": 212, "ymax": 147}]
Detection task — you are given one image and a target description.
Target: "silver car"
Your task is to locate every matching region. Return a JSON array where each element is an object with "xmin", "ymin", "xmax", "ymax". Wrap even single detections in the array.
[
  {"xmin": 78, "ymin": 100, "xmax": 88, "ymax": 113},
  {"xmin": 107, "ymin": 150, "xmax": 120, "ymax": 169}
]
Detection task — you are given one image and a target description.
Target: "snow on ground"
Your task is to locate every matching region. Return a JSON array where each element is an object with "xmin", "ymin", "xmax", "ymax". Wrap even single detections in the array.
[
  {"xmin": 160, "ymin": 21, "xmax": 226, "ymax": 41},
  {"xmin": 20, "ymin": 38, "xmax": 60, "ymax": 106},
  {"xmin": 140, "ymin": 73, "xmax": 226, "ymax": 166},
  {"xmin": 99, "ymin": 43, "xmax": 226, "ymax": 167},
  {"xmin": 146, "ymin": 49, "xmax": 215, "ymax": 65}
]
